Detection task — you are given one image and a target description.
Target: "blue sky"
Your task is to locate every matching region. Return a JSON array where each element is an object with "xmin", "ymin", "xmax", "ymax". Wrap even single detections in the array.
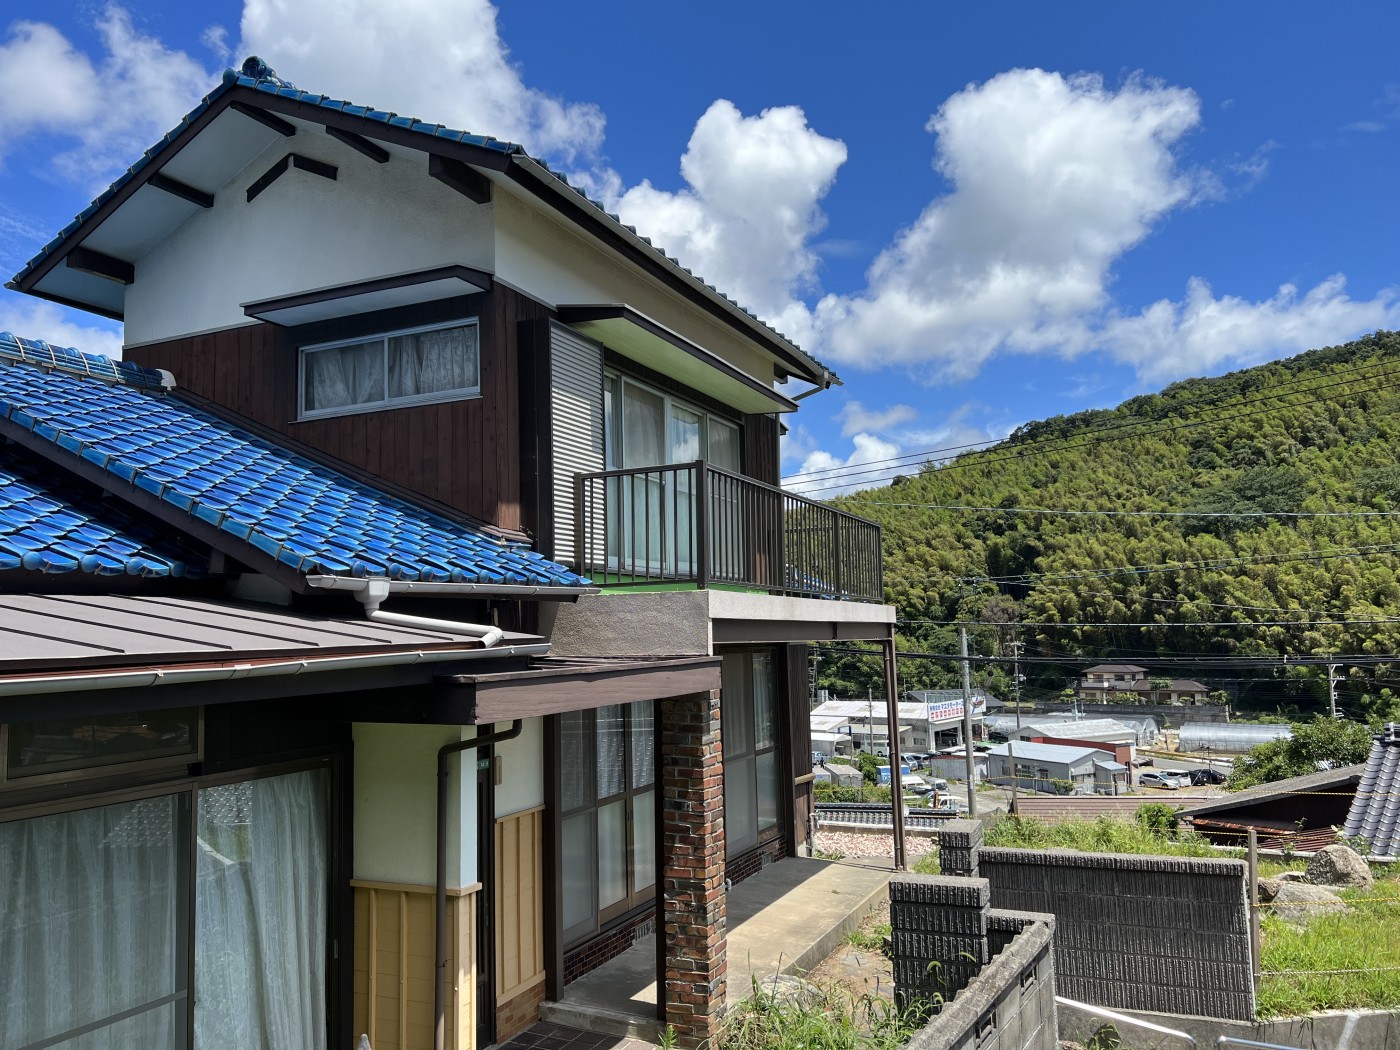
[{"xmin": 1, "ymin": 2, "xmax": 1398, "ymax": 497}]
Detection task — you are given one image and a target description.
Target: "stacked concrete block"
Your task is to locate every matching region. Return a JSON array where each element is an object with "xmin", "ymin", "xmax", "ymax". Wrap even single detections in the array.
[
  {"xmin": 977, "ymin": 847, "xmax": 1254, "ymax": 1021},
  {"xmin": 937, "ymin": 820, "xmax": 983, "ymax": 878},
  {"xmin": 890, "ymin": 874, "xmax": 991, "ymax": 1009}
]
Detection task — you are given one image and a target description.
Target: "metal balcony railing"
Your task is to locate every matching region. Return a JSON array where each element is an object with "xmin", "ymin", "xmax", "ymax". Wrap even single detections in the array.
[{"xmin": 574, "ymin": 460, "xmax": 883, "ymax": 602}]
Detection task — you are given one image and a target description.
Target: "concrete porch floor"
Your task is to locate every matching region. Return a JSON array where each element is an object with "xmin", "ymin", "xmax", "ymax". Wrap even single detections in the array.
[{"xmin": 539, "ymin": 857, "xmax": 892, "ymax": 1041}]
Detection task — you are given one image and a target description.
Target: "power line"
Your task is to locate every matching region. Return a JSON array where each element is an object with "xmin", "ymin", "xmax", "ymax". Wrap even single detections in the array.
[
  {"xmin": 898, "ymin": 617, "xmax": 1400, "ymax": 628},
  {"xmin": 783, "ymin": 350, "xmax": 1400, "ymax": 484},
  {"xmin": 823, "ymin": 645, "xmax": 1400, "ymax": 667},
  {"xmin": 793, "ymin": 361, "xmax": 1400, "ymax": 494},
  {"xmin": 962, "ymin": 541, "xmax": 1400, "ymax": 586},
  {"xmin": 845, "ymin": 502, "xmax": 1400, "ymax": 519}
]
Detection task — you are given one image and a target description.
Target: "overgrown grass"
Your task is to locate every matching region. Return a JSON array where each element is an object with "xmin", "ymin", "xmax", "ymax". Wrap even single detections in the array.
[
  {"xmin": 1257, "ymin": 877, "xmax": 1400, "ymax": 1017},
  {"xmin": 978, "ymin": 814, "xmax": 1225, "ymax": 857},
  {"xmin": 719, "ymin": 978, "xmax": 925, "ymax": 1050},
  {"xmin": 844, "ymin": 921, "xmax": 893, "ymax": 953}
]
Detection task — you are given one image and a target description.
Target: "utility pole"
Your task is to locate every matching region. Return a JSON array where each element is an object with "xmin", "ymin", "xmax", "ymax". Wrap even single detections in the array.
[
  {"xmin": 1010, "ymin": 639, "xmax": 1023, "ymax": 809},
  {"xmin": 959, "ymin": 628, "xmax": 980, "ymax": 818},
  {"xmin": 1327, "ymin": 660, "xmax": 1341, "ymax": 720}
]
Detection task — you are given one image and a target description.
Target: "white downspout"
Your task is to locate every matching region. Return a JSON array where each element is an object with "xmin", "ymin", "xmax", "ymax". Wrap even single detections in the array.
[{"xmin": 357, "ymin": 579, "xmax": 506, "ymax": 648}]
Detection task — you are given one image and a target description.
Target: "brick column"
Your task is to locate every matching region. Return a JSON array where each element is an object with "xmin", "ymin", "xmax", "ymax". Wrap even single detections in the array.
[{"xmin": 660, "ymin": 690, "xmax": 727, "ymax": 1049}]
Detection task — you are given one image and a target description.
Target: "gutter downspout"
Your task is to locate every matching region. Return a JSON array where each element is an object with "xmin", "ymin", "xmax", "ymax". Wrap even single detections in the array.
[
  {"xmin": 435, "ymin": 718, "xmax": 523, "ymax": 1050},
  {"xmin": 359, "ymin": 578, "xmax": 506, "ymax": 647}
]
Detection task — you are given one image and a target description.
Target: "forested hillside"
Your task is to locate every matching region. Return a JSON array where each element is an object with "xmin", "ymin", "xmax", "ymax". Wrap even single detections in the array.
[{"xmin": 826, "ymin": 331, "xmax": 1400, "ymax": 716}]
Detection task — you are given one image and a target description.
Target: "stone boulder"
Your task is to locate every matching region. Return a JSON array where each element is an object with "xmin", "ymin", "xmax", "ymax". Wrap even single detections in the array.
[
  {"xmin": 1304, "ymin": 844, "xmax": 1373, "ymax": 888},
  {"xmin": 1256, "ymin": 877, "xmax": 1282, "ymax": 903},
  {"xmin": 1268, "ymin": 881, "xmax": 1347, "ymax": 923},
  {"xmin": 1275, "ymin": 870, "xmax": 1308, "ymax": 883}
]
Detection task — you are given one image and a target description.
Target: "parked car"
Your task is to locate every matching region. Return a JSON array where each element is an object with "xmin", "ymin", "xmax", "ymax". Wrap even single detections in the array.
[
  {"xmin": 928, "ymin": 795, "xmax": 970, "ymax": 814},
  {"xmin": 1138, "ymin": 772, "xmax": 1180, "ymax": 790},
  {"xmin": 1158, "ymin": 769, "xmax": 1194, "ymax": 787},
  {"xmin": 1189, "ymin": 768, "xmax": 1227, "ymax": 786}
]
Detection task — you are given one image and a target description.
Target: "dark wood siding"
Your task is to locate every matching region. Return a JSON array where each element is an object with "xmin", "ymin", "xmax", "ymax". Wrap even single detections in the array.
[
  {"xmin": 128, "ymin": 286, "xmax": 551, "ymax": 532},
  {"xmin": 784, "ymin": 643, "xmax": 813, "ymax": 856},
  {"xmin": 742, "ymin": 413, "xmax": 781, "ymax": 487}
]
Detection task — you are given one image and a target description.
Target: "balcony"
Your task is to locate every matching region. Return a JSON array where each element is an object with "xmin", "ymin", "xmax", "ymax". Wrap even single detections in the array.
[{"xmin": 574, "ymin": 461, "xmax": 883, "ymax": 602}]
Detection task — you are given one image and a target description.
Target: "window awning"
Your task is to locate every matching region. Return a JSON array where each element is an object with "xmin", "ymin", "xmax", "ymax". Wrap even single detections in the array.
[
  {"xmin": 243, "ymin": 265, "xmax": 493, "ymax": 327},
  {"xmin": 558, "ymin": 304, "xmax": 797, "ymax": 415}
]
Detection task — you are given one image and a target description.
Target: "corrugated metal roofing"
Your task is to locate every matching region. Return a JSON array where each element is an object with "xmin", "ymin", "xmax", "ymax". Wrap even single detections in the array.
[
  {"xmin": 9, "ymin": 58, "xmax": 829, "ymax": 381},
  {"xmin": 0, "ymin": 337, "xmax": 588, "ymax": 589},
  {"xmin": 1185, "ymin": 764, "xmax": 1364, "ymax": 816},
  {"xmin": 1343, "ymin": 726, "xmax": 1400, "ymax": 859},
  {"xmin": 0, "ymin": 593, "xmax": 528, "ymax": 671},
  {"xmin": 1013, "ymin": 795, "xmax": 1214, "ymax": 823},
  {"xmin": 0, "ymin": 440, "xmax": 205, "ymax": 577},
  {"xmin": 987, "ymin": 741, "xmax": 1103, "ymax": 763},
  {"xmin": 1012, "ymin": 717, "xmax": 1136, "ymax": 740}
]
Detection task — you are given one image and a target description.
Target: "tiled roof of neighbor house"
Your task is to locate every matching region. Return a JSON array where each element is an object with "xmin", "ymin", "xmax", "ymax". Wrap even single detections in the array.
[
  {"xmin": 10, "ymin": 58, "xmax": 831, "ymax": 383},
  {"xmin": 0, "ymin": 441, "xmax": 206, "ymax": 577},
  {"xmin": 1183, "ymin": 764, "xmax": 1365, "ymax": 817},
  {"xmin": 1084, "ymin": 664, "xmax": 1147, "ymax": 673},
  {"xmin": 0, "ymin": 334, "xmax": 589, "ymax": 589},
  {"xmin": 1343, "ymin": 725, "xmax": 1400, "ymax": 859}
]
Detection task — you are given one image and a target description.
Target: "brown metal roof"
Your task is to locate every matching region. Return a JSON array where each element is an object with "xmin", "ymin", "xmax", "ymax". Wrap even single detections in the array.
[
  {"xmin": 1012, "ymin": 794, "xmax": 1216, "ymax": 823},
  {"xmin": 0, "ymin": 593, "xmax": 529, "ymax": 673}
]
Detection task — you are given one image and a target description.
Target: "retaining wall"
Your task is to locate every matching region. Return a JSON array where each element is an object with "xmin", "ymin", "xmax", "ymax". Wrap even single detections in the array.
[{"xmin": 976, "ymin": 847, "xmax": 1254, "ymax": 1020}]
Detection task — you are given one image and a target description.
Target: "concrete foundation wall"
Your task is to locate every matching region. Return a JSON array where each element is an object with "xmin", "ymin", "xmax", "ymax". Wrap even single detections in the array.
[{"xmin": 978, "ymin": 847, "xmax": 1254, "ymax": 1021}]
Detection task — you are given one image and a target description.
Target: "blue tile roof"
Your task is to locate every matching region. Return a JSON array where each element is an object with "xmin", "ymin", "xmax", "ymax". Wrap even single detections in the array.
[
  {"xmin": 0, "ymin": 335, "xmax": 589, "ymax": 589},
  {"xmin": 7, "ymin": 57, "xmax": 820, "ymax": 375},
  {"xmin": 0, "ymin": 440, "xmax": 205, "ymax": 577}
]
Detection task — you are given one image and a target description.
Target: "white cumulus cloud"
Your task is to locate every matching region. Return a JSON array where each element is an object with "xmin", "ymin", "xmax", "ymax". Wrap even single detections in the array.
[
  {"xmin": 0, "ymin": 298, "xmax": 123, "ymax": 359},
  {"xmin": 1101, "ymin": 274, "xmax": 1400, "ymax": 383},
  {"xmin": 610, "ymin": 100, "xmax": 846, "ymax": 348},
  {"xmin": 783, "ymin": 432, "xmax": 902, "ymax": 498},
  {"xmin": 816, "ymin": 69, "xmax": 1204, "ymax": 379},
  {"xmin": 837, "ymin": 401, "xmax": 917, "ymax": 437},
  {"xmin": 238, "ymin": 0, "xmax": 605, "ymax": 164}
]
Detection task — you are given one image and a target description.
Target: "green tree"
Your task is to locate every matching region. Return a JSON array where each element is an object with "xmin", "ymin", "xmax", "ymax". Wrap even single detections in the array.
[{"xmin": 1228, "ymin": 717, "xmax": 1375, "ymax": 789}]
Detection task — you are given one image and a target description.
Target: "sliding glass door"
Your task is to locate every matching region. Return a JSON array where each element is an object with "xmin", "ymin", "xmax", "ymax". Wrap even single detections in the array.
[{"xmin": 722, "ymin": 650, "xmax": 782, "ymax": 860}]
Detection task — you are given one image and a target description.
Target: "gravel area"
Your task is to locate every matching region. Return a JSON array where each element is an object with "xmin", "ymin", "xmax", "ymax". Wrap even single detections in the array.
[{"xmin": 815, "ymin": 827, "xmax": 938, "ymax": 862}]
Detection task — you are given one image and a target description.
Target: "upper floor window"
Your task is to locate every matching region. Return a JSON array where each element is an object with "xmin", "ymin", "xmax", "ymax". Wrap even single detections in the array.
[
  {"xmin": 603, "ymin": 372, "xmax": 739, "ymax": 472},
  {"xmin": 299, "ymin": 319, "xmax": 480, "ymax": 419}
]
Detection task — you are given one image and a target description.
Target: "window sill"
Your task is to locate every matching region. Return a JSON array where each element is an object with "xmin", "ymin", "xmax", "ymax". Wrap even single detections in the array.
[{"xmin": 292, "ymin": 389, "xmax": 482, "ymax": 423}]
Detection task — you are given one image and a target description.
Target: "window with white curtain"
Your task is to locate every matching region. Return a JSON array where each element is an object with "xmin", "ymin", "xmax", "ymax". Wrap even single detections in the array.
[
  {"xmin": 300, "ymin": 319, "xmax": 479, "ymax": 418},
  {"xmin": 0, "ymin": 766, "xmax": 331, "ymax": 1050},
  {"xmin": 722, "ymin": 649, "xmax": 782, "ymax": 860}
]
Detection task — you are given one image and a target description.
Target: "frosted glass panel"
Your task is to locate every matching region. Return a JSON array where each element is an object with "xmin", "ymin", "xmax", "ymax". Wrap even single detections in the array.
[
  {"xmin": 562, "ymin": 813, "xmax": 595, "ymax": 933},
  {"xmin": 753, "ymin": 651, "xmax": 775, "ymax": 750},
  {"xmin": 597, "ymin": 801, "xmax": 627, "ymax": 909},
  {"xmin": 631, "ymin": 702, "xmax": 655, "ymax": 787},
  {"xmin": 722, "ymin": 652, "xmax": 753, "ymax": 757},
  {"xmin": 0, "ymin": 795, "xmax": 186, "ymax": 1050},
  {"xmin": 596, "ymin": 705, "xmax": 625, "ymax": 799},
  {"xmin": 632, "ymin": 790, "xmax": 656, "ymax": 893},
  {"xmin": 757, "ymin": 752, "xmax": 780, "ymax": 832},
  {"xmin": 560, "ymin": 710, "xmax": 591, "ymax": 811},
  {"xmin": 726, "ymin": 754, "xmax": 757, "ymax": 855}
]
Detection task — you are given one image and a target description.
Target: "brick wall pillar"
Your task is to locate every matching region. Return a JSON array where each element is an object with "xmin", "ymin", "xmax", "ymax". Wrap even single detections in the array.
[{"xmin": 660, "ymin": 690, "xmax": 728, "ymax": 1049}]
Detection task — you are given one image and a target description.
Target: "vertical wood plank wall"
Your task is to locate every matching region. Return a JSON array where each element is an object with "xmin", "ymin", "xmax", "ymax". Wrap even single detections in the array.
[
  {"xmin": 495, "ymin": 806, "xmax": 546, "ymax": 1004},
  {"xmin": 126, "ymin": 285, "xmax": 553, "ymax": 532},
  {"xmin": 352, "ymin": 882, "xmax": 479, "ymax": 1050}
]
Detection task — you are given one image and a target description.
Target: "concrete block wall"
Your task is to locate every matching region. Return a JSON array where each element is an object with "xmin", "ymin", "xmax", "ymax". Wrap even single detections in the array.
[
  {"xmin": 906, "ymin": 911, "xmax": 1058, "ymax": 1050},
  {"xmin": 976, "ymin": 847, "xmax": 1254, "ymax": 1020},
  {"xmin": 890, "ymin": 875, "xmax": 991, "ymax": 1007},
  {"xmin": 937, "ymin": 820, "xmax": 982, "ymax": 878}
]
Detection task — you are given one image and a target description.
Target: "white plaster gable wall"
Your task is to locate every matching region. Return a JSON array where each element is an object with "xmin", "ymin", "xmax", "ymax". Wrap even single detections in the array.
[
  {"xmin": 354, "ymin": 722, "xmax": 480, "ymax": 889},
  {"xmin": 492, "ymin": 188, "xmax": 779, "ymax": 391},
  {"xmin": 122, "ymin": 130, "xmax": 495, "ymax": 347},
  {"xmin": 494, "ymin": 716, "xmax": 544, "ymax": 818}
]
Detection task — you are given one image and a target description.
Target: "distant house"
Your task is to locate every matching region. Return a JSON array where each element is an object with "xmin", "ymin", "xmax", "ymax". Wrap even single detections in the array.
[
  {"xmin": 811, "ymin": 695, "xmax": 986, "ymax": 755},
  {"xmin": 986, "ymin": 741, "xmax": 1127, "ymax": 795},
  {"xmin": 1077, "ymin": 664, "xmax": 1210, "ymax": 704},
  {"xmin": 1185, "ymin": 764, "xmax": 1364, "ymax": 851}
]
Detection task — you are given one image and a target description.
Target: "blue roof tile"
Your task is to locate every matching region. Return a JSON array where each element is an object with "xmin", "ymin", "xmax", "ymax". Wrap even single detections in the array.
[
  {"xmin": 0, "ymin": 336, "xmax": 590, "ymax": 590},
  {"xmin": 0, "ymin": 441, "xmax": 205, "ymax": 578}
]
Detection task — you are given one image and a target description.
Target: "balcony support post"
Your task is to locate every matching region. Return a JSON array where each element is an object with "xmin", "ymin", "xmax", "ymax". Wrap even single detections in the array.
[
  {"xmin": 884, "ymin": 631, "xmax": 906, "ymax": 871},
  {"xmin": 694, "ymin": 460, "xmax": 709, "ymax": 589}
]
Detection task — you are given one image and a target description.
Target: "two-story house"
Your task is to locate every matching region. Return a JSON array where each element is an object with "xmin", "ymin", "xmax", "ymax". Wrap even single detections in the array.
[
  {"xmin": 0, "ymin": 59, "xmax": 898, "ymax": 1050},
  {"xmin": 1076, "ymin": 664, "xmax": 1209, "ymax": 705}
]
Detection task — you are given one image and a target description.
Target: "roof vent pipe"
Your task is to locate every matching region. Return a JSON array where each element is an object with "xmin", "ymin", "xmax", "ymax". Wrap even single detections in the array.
[{"xmin": 357, "ymin": 579, "xmax": 505, "ymax": 647}]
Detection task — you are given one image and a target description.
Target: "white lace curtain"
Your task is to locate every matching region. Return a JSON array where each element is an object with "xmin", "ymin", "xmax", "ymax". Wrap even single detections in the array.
[
  {"xmin": 304, "ymin": 340, "xmax": 383, "ymax": 412},
  {"xmin": 389, "ymin": 325, "xmax": 477, "ymax": 399},
  {"xmin": 0, "ymin": 768, "xmax": 329, "ymax": 1050}
]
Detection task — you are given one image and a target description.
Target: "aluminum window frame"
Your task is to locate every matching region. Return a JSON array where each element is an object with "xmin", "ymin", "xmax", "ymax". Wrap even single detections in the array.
[
  {"xmin": 297, "ymin": 317, "xmax": 482, "ymax": 420},
  {"xmin": 0, "ymin": 708, "xmax": 204, "ymax": 793}
]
